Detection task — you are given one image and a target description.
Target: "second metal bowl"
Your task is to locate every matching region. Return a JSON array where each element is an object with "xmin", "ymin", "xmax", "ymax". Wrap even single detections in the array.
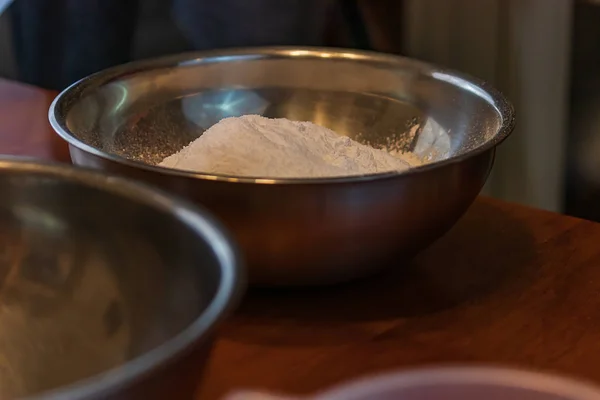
[
  {"xmin": 49, "ymin": 47, "xmax": 514, "ymax": 286},
  {"xmin": 0, "ymin": 158, "xmax": 243, "ymax": 400}
]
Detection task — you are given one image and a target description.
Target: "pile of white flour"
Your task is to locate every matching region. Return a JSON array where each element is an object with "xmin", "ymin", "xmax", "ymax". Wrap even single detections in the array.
[{"xmin": 159, "ymin": 115, "xmax": 421, "ymax": 178}]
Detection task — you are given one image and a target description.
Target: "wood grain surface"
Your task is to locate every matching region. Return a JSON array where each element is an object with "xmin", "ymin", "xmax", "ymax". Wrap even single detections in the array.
[
  {"xmin": 1, "ymin": 79, "xmax": 600, "ymax": 399},
  {"xmin": 0, "ymin": 79, "xmax": 66, "ymax": 161}
]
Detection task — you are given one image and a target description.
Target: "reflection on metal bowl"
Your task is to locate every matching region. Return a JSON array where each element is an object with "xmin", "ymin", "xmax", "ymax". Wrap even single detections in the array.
[
  {"xmin": 0, "ymin": 158, "xmax": 243, "ymax": 400},
  {"xmin": 49, "ymin": 47, "xmax": 514, "ymax": 286}
]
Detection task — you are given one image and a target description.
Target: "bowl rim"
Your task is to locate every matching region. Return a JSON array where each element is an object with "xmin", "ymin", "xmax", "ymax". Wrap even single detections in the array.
[
  {"xmin": 49, "ymin": 46, "xmax": 516, "ymax": 185},
  {"xmin": 313, "ymin": 366, "xmax": 600, "ymax": 399},
  {"xmin": 0, "ymin": 157, "xmax": 245, "ymax": 400}
]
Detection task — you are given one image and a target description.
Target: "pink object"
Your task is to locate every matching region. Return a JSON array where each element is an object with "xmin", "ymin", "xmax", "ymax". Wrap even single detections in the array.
[{"xmin": 225, "ymin": 366, "xmax": 600, "ymax": 400}]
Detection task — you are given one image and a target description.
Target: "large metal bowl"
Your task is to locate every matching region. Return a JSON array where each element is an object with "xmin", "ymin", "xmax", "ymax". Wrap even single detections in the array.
[
  {"xmin": 0, "ymin": 158, "xmax": 243, "ymax": 400},
  {"xmin": 49, "ymin": 47, "xmax": 515, "ymax": 286}
]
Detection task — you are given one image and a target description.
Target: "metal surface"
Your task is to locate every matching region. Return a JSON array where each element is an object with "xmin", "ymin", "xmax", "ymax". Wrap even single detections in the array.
[
  {"xmin": 49, "ymin": 47, "xmax": 515, "ymax": 286},
  {"xmin": 0, "ymin": 158, "xmax": 243, "ymax": 400}
]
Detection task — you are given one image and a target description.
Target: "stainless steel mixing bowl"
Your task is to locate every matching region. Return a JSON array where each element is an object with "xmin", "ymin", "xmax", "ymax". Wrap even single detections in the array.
[
  {"xmin": 0, "ymin": 158, "xmax": 243, "ymax": 400},
  {"xmin": 49, "ymin": 47, "xmax": 515, "ymax": 286}
]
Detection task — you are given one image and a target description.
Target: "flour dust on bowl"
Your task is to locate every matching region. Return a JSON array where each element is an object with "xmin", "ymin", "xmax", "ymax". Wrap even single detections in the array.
[
  {"xmin": 49, "ymin": 47, "xmax": 515, "ymax": 286},
  {"xmin": 0, "ymin": 158, "xmax": 243, "ymax": 400}
]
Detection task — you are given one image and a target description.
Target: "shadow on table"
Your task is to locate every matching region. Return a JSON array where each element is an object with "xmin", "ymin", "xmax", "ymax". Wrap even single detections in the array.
[{"xmin": 221, "ymin": 200, "xmax": 537, "ymax": 346}]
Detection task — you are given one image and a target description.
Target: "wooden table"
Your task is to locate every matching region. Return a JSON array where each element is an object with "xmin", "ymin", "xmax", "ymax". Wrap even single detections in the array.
[{"xmin": 3, "ymin": 79, "xmax": 600, "ymax": 399}]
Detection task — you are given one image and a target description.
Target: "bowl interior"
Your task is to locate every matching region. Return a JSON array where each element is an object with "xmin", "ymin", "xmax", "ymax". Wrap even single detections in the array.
[
  {"xmin": 0, "ymin": 164, "xmax": 230, "ymax": 398},
  {"xmin": 55, "ymin": 48, "xmax": 511, "ymax": 172}
]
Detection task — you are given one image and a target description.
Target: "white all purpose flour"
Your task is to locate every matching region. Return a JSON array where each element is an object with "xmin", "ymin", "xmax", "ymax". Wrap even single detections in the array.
[{"xmin": 159, "ymin": 115, "xmax": 421, "ymax": 178}]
